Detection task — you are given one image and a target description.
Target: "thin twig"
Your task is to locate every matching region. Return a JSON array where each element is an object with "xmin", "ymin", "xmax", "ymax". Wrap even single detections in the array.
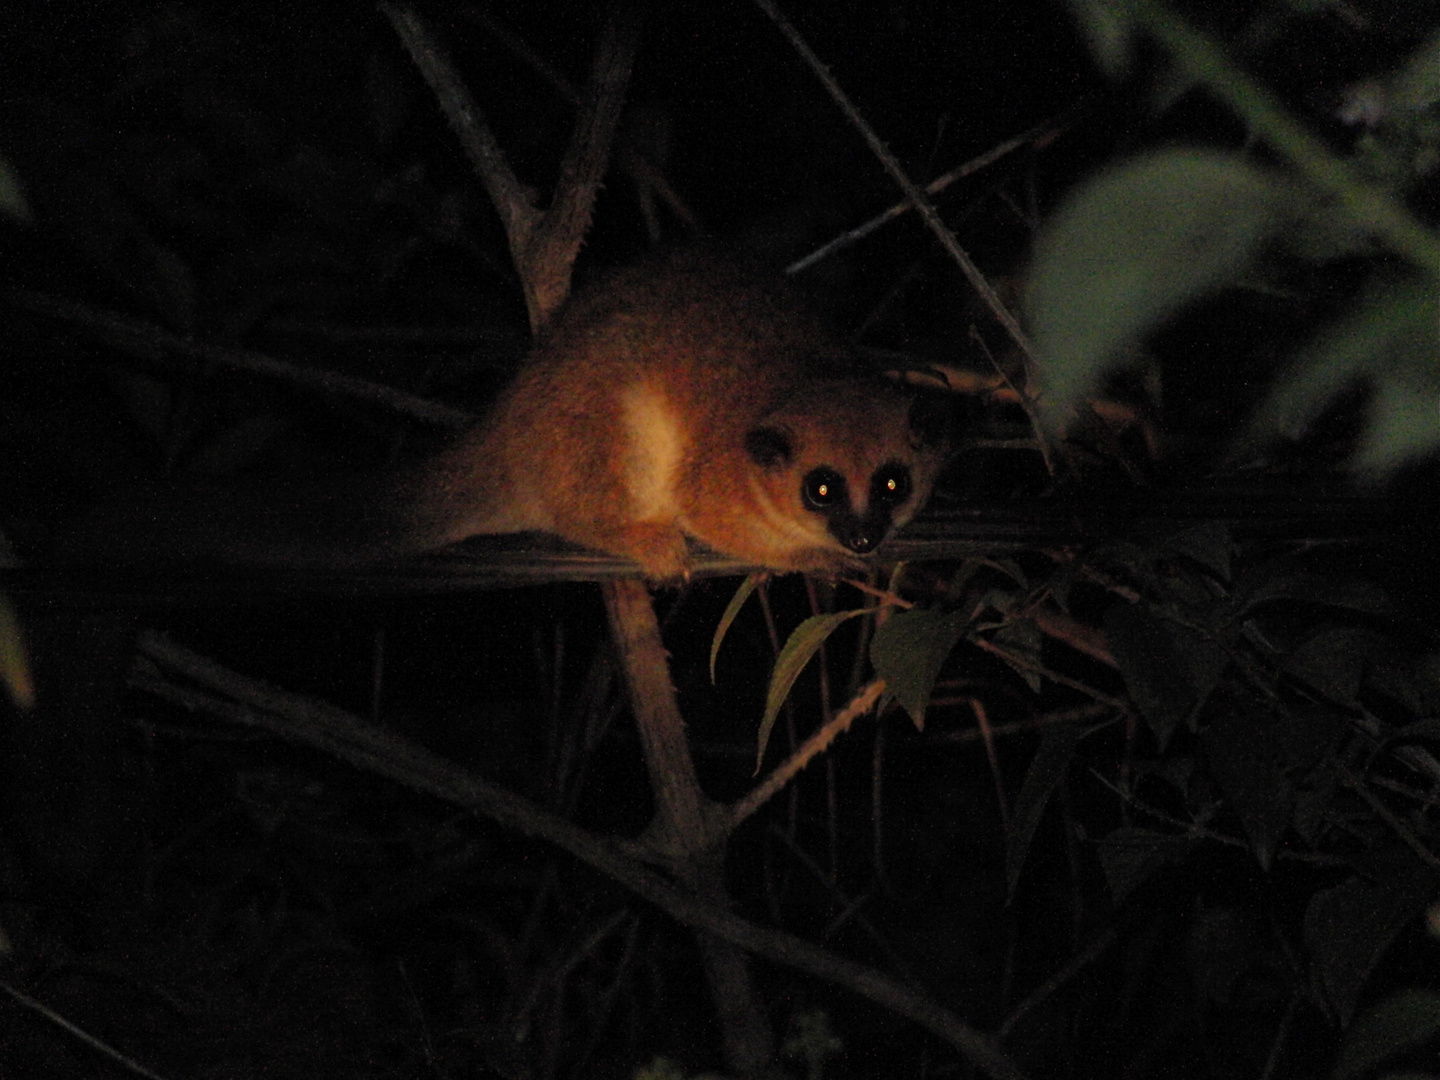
[
  {"xmin": 732, "ymin": 679, "xmax": 888, "ymax": 829},
  {"xmin": 998, "ymin": 925, "xmax": 1120, "ymax": 1037},
  {"xmin": 972, "ymin": 637, "xmax": 1131, "ymax": 711},
  {"xmin": 0, "ymin": 978, "xmax": 173, "ymax": 1080},
  {"xmin": 133, "ymin": 633, "xmax": 1029, "ymax": 1080},
  {"xmin": 787, "ymin": 109, "xmax": 1076, "ymax": 276},
  {"xmin": 753, "ymin": 0, "xmax": 1033, "ymax": 364},
  {"xmin": 466, "ymin": 7, "xmax": 701, "ymax": 235},
  {"xmin": 519, "ymin": 0, "xmax": 644, "ymax": 322},
  {"xmin": 381, "ymin": 4, "xmax": 542, "ymax": 265},
  {"xmin": 1339, "ymin": 762, "xmax": 1440, "ymax": 870},
  {"xmin": 7, "ymin": 290, "xmax": 475, "ymax": 429}
]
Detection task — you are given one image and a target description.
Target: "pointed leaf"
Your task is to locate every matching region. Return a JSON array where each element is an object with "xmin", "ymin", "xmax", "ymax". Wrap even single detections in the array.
[
  {"xmin": 1202, "ymin": 708, "xmax": 1295, "ymax": 870},
  {"xmin": 1006, "ymin": 717, "xmax": 1087, "ymax": 900},
  {"xmin": 710, "ymin": 572, "xmax": 764, "ymax": 683},
  {"xmin": 757, "ymin": 609, "xmax": 869, "ymax": 770},
  {"xmin": 0, "ymin": 592, "xmax": 34, "ymax": 711},
  {"xmin": 0, "ymin": 154, "xmax": 31, "ymax": 223},
  {"xmin": 869, "ymin": 606, "xmax": 970, "ymax": 729},
  {"xmin": 993, "ymin": 615, "xmax": 1044, "ymax": 694},
  {"xmin": 1105, "ymin": 603, "xmax": 1226, "ymax": 749}
]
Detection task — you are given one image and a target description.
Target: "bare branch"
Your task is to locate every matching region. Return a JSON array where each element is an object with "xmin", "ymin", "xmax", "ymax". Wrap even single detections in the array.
[
  {"xmin": 787, "ymin": 109, "xmax": 1076, "ymax": 276},
  {"xmin": 7, "ymin": 290, "xmax": 475, "ymax": 429},
  {"xmin": 753, "ymin": 0, "xmax": 1034, "ymax": 365},
  {"xmin": 133, "ymin": 631, "xmax": 1029, "ymax": 1080},
  {"xmin": 381, "ymin": 4, "xmax": 542, "ymax": 265},
  {"xmin": 520, "ymin": 0, "xmax": 646, "ymax": 325}
]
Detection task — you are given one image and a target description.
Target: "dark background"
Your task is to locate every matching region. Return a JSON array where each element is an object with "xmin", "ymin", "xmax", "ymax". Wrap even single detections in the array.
[{"xmin": 1, "ymin": 2, "xmax": 1437, "ymax": 1079}]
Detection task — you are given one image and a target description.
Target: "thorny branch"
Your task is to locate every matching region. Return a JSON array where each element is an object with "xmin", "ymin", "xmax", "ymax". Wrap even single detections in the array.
[{"xmin": 134, "ymin": 631, "xmax": 1030, "ymax": 1080}]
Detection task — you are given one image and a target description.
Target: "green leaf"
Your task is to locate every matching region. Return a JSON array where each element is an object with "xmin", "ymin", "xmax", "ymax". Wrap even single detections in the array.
[
  {"xmin": 1333, "ymin": 990, "xmax": 1440, "ymax": 1080},
  {"xmin": 710, "ymin": 572, "xmax": 764, "ymax": 683},
  {"xmin": 1006, "ymin": 718, "xmax": 1087, "ymax": 900},
  {"xmin": 1256, "ymin": 277, "xmax": 1439, "ymax": 475},
  {"xmin": 1391, "ymin": 26, "xmax": 1440, "ymax": 112},
  {"xmin": 0, "ymin": 592, "xmax": 34, "ymax": 712},
  {"xmin": 869, "ymin": 606, "xmax": 970, "ymax": 729},
  {"xmin": 1306, "ymin": 851, "xmax": 1440, "ymax": 1024},
  {"xmin": 1359, "ymin": 368, "xmax": 1440, "ymax": 476},
  {"xmin": 1027, "ymin": 148, "xmax": 1286, "ymax": 421},
  {"xmin": 756, "ymin": 609, "xmax": 869, "ymax": 771},
  {"xmin": 1061, "ymin": 0, "xmax": 1139, "ymax": 76},
  {"xmin": 1104, "ymin": 603, "xmax": 1227, "ymax": 750}
]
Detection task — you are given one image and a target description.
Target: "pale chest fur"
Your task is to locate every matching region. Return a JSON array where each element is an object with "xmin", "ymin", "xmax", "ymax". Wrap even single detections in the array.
[{"xmin": 618, "ymin": 382, "xmax": 686, "ymax": 521}]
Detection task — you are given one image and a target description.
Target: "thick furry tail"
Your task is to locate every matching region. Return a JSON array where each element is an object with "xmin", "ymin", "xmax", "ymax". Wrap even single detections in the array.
[{"xmin": 50, "ymin": 466, "xmax": 461, "ymax": 570}]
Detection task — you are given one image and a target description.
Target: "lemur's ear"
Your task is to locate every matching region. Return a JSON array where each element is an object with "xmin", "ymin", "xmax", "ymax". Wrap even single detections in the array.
[{"xmin": 744, "ymin": 426, "xmax": 794, "ymax": 470}]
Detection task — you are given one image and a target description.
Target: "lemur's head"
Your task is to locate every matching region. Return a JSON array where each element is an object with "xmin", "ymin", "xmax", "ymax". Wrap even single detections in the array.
[{"xmin": 739, "ymin": 382, "xmax": 950, "ymax": 571}]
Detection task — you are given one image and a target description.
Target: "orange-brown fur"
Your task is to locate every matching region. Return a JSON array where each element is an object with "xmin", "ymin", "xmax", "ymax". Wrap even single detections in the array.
[
  {"xmin": 394, "ymin": 250, "xmax": 947, "ymax": 577},
  {"xmin": 62, "ymin": 251, "xmax": 946, "ymax": 577}
]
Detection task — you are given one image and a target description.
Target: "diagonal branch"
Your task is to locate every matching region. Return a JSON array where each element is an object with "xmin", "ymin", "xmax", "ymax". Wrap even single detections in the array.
[
  {"xmin": 519, "ymin": 0, "xmax": 647, "ymax": 323},
  {"xmin": 381, "ymin": 3, "xmax": 542, "ymax": 263},
  {"xmin": 133, "ymin": 631, "xmax": 1029, "ymax": 1080}
]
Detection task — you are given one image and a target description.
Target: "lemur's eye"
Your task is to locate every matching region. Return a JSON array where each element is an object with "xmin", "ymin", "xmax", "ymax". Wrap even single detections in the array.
[
  {"xmin": 873, "ymin": 464, "xmax": 912, "ymax": 505},
  {"xmin": 802, "ymin": 468, "xmax": 847, "ymax": 511}
]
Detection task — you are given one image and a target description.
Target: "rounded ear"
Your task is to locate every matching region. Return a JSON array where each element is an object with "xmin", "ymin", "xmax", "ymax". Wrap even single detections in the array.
[
  {"xmin": 906, "ymin": 393, "xmax": 953, "ymax": 450},
  {"xmin": 744, "ymin": 426, "xmax": 793, "ymax": 469}
]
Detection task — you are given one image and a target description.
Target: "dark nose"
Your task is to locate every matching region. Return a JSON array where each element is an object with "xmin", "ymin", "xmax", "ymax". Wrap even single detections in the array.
[{"xmin": 847, "ymin": 531, "xmax": 877, "ymax": 554}]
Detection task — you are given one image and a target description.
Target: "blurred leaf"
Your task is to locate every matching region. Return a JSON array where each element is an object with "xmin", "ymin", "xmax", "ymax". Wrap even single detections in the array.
[
  {"xmin": 782, "ymin": 1007, "xmax": 844, "ymax": 1070},
  {"xmin": 757, "ymin": 609, "xmax": 869, "ymax": 770},
  {"xmin": 0, "ymin": 592, "xmax": 34, "ymax": 711},
  {"xmin": 1061, "ymin": 0, "xmax": 1139, "ymax": 76},
  {"xmin": 1332, "ymin": 989, "xmax": 1440, "ymax": 1080},
  {"xmin": 1359, "ymin": 369, "xmax": 1440, "ymax": 475},
  {"xmin": 1006, "ymin": 718, "xmax": 1087, "ymax": 900},
  {"xmin": 0, "ymin": 153, "xmax": 31, "ymax": 223},
  {"xmin": 710, "ymin": 572, "xmax": 764, "ymax": 683},
  {"xmin": 1306, "ymin": 851, "xmax": 1440, "ymax": 1024},
  {"xmin": 1105, "ymin": 603, "xmax": 1226, "ymax": 749},
  {"xmin": 1027, "ymin": 148, "xmax": 1286, "ymax": 421},
  {"xmin": 1256, "ymin": 277, "xmax": 1440, "ymax": 475},
  {"xmin": 869, "ymin": 606, "xmax": 969, "ymax": 730},
  {"xmin": 1391, "ymin": 27, "xmax": 1440, "ymax": 112}
]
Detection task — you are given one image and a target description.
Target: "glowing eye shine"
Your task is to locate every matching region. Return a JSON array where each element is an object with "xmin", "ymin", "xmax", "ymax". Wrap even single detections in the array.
[
  {"xmin": 802, "ymin": 468, "xmax": 847, "ymax": 511},
  {"xmin": 873, "ymin": 465, "xmax": 911, "ymax": 506}
]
